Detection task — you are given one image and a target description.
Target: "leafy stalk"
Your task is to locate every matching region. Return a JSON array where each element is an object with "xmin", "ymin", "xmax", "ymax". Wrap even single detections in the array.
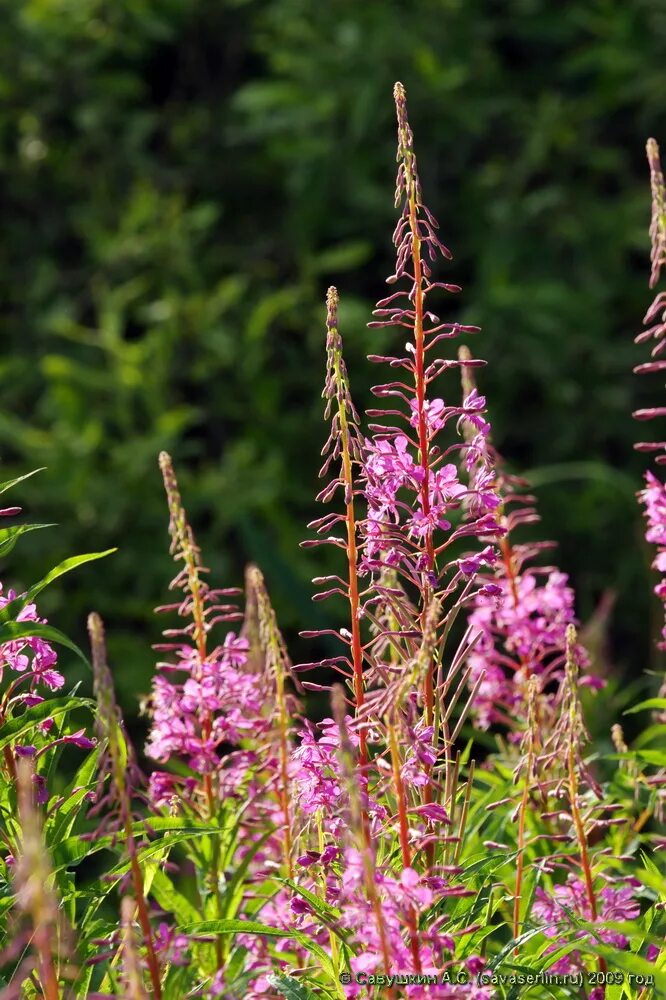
[
  {"xmin": 247, "ymin": 565, "xmax": 297, "ymax": 877},
  {"xmin": 89, "ymin": 613, "xmax": 163, "ymax": 1000}
]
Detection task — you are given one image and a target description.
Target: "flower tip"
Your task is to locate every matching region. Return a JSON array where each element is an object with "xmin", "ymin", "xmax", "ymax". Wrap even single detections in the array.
[
  {"xmin": 87, "ymin": 610, "xmax": 103, "ymax": 633},
  {"xmin": 326, "ymin": 286, "xmax": 339, "ymax": 328},
  {"xmin": 87, "ymin": 611, "xmax": 107, "ymax": 661},
  {"xmin": 646, "ymin": 137, "xmax": 661, "ymax": 163}
]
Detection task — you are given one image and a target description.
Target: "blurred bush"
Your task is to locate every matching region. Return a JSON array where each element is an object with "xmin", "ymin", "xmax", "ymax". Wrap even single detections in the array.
[{"xmin": 0, "ymin": 0, "xmax": 664, "ymax": 711}]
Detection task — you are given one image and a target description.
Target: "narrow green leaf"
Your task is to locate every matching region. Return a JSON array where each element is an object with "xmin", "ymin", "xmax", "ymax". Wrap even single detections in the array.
[
  {"xmin": 0, "ymin": 549, "xmax": 117, "ymax": 624},
  {"xmin": 635, "ymin": 750, "xmax": 666, "ymax": 766},
  {"xmin": 280, "ymin": 879, "xmax": 341, "ymax": 921},
  {"xmin": 54, "ymin": 819, "xmax": 223, "ymax": 870},
  {"xmin": 588, "ymin": 945, "xmax": 666, "ymax": 991},
  {"xmin": 150, "ymin": 868, "xmax": 200, "ymax": 925},
  {"xmin": 624, "ymin": 698, "xmax": 666, "ymax": 715},
  {"xmin": 267, "ymin": 973, "xmax": 320, "ymax": 1000},
  {"xmin": 185, "ymin": 918, "xmax": 293, "ymax": 938},
  {"xmin": 183, "ymin": 919, "xmax": 336, "ymax": 976},
  {"xmin": 490, "ymin": 926, "xmax": 545, "ymax": 970},
  {"xmin": 0, "ymin": 696, "xmax": 93, "ymax": 752},
  {"xmin": 220, "ymin": 830, "xmax": 273, "ymax": 922},
  {"xmin": 0, "ymin": 620, "xmax": 88, "ymax": 664},
  {"xmin": 0, "ymin": 468, "xmax": 45, "ymax": 495},
  {"xmin": 47, "ymin": 746, "xmax": 103, "ymax": 845},
  {"xmin": 277, "ymin": 878, "xmax": 344, "ymax": 929},
  {"xmin": 0, "ymin": 523, "xmax": 54, "ymax": 558}
]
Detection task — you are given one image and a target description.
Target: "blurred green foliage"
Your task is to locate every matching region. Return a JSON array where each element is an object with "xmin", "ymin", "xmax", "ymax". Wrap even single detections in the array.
[{"xmin": 0, "ymin": 0, "xmax": 664, "ymax": 713}]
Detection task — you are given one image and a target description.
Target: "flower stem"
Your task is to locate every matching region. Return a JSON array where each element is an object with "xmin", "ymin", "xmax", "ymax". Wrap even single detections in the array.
[
  {"xmin": 388, "ymin": 717, "xmax": 422, "ymax": 974},
  {"xmin": 276, "ymin": 661, "xmax": 294, "ymax": 877}
]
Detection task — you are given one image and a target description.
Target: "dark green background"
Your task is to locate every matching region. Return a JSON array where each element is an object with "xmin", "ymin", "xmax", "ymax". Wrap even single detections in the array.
[{"xmin": 1, "ymin": 0, "xmax": 664, "ymax": 721}]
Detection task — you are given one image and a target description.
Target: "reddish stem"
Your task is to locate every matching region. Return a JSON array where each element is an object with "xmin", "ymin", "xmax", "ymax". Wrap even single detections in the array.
[
  {"xmin": 36, "ymin": 944, "xmax": 60, "ymax": 1000},
  {"xmin": 342, "ymin": 447, "xmax": 368, "ymax": 771},
  {"xmin": 567, "ymin": 745, "xmax": 607, "ymax": 975},
  {"xmin": 389, "ymin": 719, "xmax": 422, "ymax": 974},
  {"xmin": 127, "ymin": 848, "xmax": 163, "ymax": 999},
  {"xmin": 406, "ymin": 177, "xmax": 438, "ymax": 868}
]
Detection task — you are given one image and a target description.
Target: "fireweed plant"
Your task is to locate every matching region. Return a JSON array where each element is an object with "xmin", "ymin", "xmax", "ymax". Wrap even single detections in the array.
[{"xmin": 0, "ymin": 87, "xmax": 664, "ymax": 1000}]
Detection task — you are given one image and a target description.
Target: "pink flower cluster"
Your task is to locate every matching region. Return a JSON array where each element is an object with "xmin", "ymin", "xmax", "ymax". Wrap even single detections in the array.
[
  {"xmin": 0, "ymin": 583, "xmax": 95, "ymax": 805},
  {"xmin": 0, "ymin": 585, "xmax": 64, "ymax": 697},
  {"xmin": 146, "ymin": 632, "xmax": 269, "ymax": 788},
  {"xmin": 362, "ymin": 394, "xmax": 500, "ymax": 578},
  {"xmin": 638, "ymin": 470, "xmax": 666, "ymax": 648},
  {"xmin": 634, "ymin": 142, "xmax": 666, "ymax": 647},
  {"xmin": 467, "ymin": 569, "xmax": 585, "ymax": 729},
  {"xmin": 533, "ymin": 875, "xmax": 640, "ymax": 975},
  {"xmin": 458, "ymin": 367, "xmax": 595, "ymax": 731}
]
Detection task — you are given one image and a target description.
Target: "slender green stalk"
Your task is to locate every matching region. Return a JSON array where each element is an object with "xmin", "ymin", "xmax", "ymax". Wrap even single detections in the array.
[
  {"xmin": 89, "ymin": 613, "xmax": 163, "ymax": 999},
  {"xmin": 248, "ymin": 565, "xmax": 295, "ymax": 877},
  {"xmin": 513, "ymin": 679, "xmax": 539, "ymax": 945}
]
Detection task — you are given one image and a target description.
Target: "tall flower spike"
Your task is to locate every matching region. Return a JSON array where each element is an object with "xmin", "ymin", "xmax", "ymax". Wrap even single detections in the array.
[
  {"xmin": 240, "ymin": 563, "xmax": 264, "ymax": 674},
  {"xmin": 647, "ymin": 138, "xmax": 666, "ymax": 290},
  {"xmin": 546, "ymin": 627, "xmax": 603, "ymax": 935},
  {"xmin": 159, "ymin": 450, "xmax": 212, "ymax": 665},
  {"xmin": 364, "ymin": 83, "xmax": 499, "ymax": 732},
  {"xmin": 634, "ymin": 139, "xmax": 666, "ymax": 455},
  {"xmin": 158, "ymin": 451, "xmax": 214, "ymax": 815},
  {"xmin": 360, "ymin": 84, "xmax": 502, "ymax": 871},
  {"xmin": 458, "ymin": 344, "xmax": 591, "ymax": 732},
  {"xmin": 634, "ymin": 140, "xmax": 666, "ymax": 653},
  {"xmin": 147, "ymin": 452, "xmax": 244, "ymax": 806},
  {"xmin": 87, "ymin": 614, "xmax": 162, "ymax": 1000},
  {"xmin": 300, "ymin": 288, "xmax": 369, "ymax": 769},
  {"xmin": 148, "ymin": 454, "xmax": 256, "ymax": 973},
  {"xmin": 88, "ymin": 612, "xmax": 142, "ymax": 820},
  {"xmin": 246, "ymin": 565, "xmax": 301, "ymax": 877}
]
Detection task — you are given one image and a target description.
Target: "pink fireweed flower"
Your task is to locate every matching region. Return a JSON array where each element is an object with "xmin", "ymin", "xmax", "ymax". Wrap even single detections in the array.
[
  {"xmin": 466, "ymin": 558, "xmax": 588, "ymax": 730},
  {"xmin": 533, "ymin": 875, "xmax": 640, "ymax": 974},
  {"xmin": 458, "ymin": 347, "xmax": 591, "ymax": 732},
  {"xmin": 634, "ymin": 141, "xmax": 666, "ymax": 461},
  {"xmin": 289, "ymin": 720, "xmax": 343, "ymax": 817},
  {"xmin": 337, "ymin": 849, "xmax": 490, "ymax": 998},
  {"xmin": 289, "ymin": 716, "xmax": 387, "ymax": 841},
  {"xmin": 638, "ymin": 470, "xmax": 666, "ymax": 648},
  {"xmin": 154, "ymin": 923, "xmax": 190, "ymax": 966},
  {"xmin": 145, "ymin": 635, "xmax": 268, "ymax": 773},
  {"xmin": 362, "ymin": 82, "xmax": 502, "ymax": 600},
  {"xmin": 0, "ymin": 584, "xmax": 94, "ymax": 810},
  {"xmin": 0, "ymin": 586, "xmax": 64, "ymax": 695},
  {"xmin": 633, "ymin": 140, "xmax": 666, "ymax": 701},
  {"xmin": 146, "ymin": 454, "xmax": 283, "ymax": 816},
  {"xmin": 400, "ymin": 722, "xmax": 437, "ymax": 787}
]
